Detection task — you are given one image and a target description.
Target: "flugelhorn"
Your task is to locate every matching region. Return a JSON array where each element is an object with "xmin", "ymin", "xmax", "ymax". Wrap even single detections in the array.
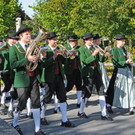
[
  {"xmin": 92, "ymin": 44, "xmax": 113, "ymax": 59},
  {"xmin": 124, "ymin": 46, "xmax": 135, "ymax": 67},
  {"xmin": 56, "ymin": 44, "xmax": 76, "ymax": 59},
  {"xmin": 25, "ymin": 26, "xmax": 49, "ymax": 72}
]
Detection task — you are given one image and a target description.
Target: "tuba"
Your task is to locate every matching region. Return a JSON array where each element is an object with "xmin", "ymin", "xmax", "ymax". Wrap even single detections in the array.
[
  {"xmin": 56, "ymin": 44, "xmax": 76, "ymax": 59},
  {"xmin": 25, "ymin": 26, "xmax": 49, "ymax": 72}
]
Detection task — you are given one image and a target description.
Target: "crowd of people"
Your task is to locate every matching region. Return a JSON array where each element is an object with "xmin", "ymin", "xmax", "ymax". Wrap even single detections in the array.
[{"xmin": 0, "ymin": 25, "xmax": 135, "ymax": 135}]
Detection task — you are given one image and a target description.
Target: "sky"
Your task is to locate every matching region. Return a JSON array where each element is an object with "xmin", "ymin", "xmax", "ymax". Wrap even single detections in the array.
[{"xmin": 19, "ymin": 0, "xmax": 37, "ymax": 18}]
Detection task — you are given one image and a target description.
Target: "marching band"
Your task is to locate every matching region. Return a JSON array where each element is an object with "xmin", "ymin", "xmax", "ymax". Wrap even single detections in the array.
[{"xmin": 0, "ymin": 25, "xmax": 135, "ymax": 135}]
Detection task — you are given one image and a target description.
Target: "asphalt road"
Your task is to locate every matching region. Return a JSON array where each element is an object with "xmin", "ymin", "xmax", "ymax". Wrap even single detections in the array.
[{"xmin": 0, "ymin": 90, "xmax": 135, "ymax": 135}]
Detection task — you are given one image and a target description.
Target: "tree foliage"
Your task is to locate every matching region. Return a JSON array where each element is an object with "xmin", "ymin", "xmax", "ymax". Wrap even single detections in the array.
[
  {"xmin": 31, "ymin": 0, "xmax": 135, "ymax": 41},
  {"xmin": 0, "ymin": 0, "xmax": 21, "ymax": 37}
]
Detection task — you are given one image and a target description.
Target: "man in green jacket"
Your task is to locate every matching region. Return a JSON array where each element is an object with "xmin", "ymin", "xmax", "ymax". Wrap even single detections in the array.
[
  {"xmin": 9, "ymin": 26, "xmax": 45, "ymax": 135},
  {"xmin": 41, "ymin": 32, "xmax": 75, "ymax": 128},
  {"xmin": 78, "ymin": 32, "xmax": 113, "ymax": 121},
  {"xmin": 0, "ymin": 34, "xmax": 19, "ymax": 118},
  {"xmin": 64, "ymin": 35, "xmax": 83, "ymax": 107},
  {"xmin": 0, "ymin": 38, "xmax": 5, "ymax": 116}
]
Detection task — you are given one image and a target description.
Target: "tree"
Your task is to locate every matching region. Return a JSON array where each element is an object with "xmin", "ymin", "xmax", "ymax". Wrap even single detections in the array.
[
  {"xmin": 31, "ymin": 0, "xmax": 135, "ymax": 42},
  {"xmin": 0, "ymin": 0, "xmax": 21, "ymax": 38}
]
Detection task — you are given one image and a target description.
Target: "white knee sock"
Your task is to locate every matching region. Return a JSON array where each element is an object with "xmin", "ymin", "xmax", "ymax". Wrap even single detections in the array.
[
  {"xmin": 54, "ymin": 95, "xmax": 58, "ymax": 111},
  {"xmin": 10, "ymin": 85, "xmax": 14, "ymax": 92},
  {"xmin": 26, "ymin": 98, "xmax": 31, "ymax": 116},
  {"xmin": 99, "ymin": 95, "xmax": 107, "ymax": 116},
  {"xmin": 8, "ymin": 99, "xmax": 14, "ymax": 111},
  {"xmin": 33, "ymin": 108, "xmax": 40, "ymax": 132},
  {"xmin": 79, "ymin": 98, "xmax": 88, "ymax": 114},
  {"xmin": 40, "ymin": 102, "xmax": 47, "ymax": 119},
  {"xmin": 64, "ymin": 80, "xmax": 67, "ymax": 88},
  {"xmin": 40, "ymin": 88, "xmax": 46, "ymax": 102},
  {"xmin": 1, "ymin": 92, "xmax": 6, "ymax": 104},
  {"xmin": 6, "ymin": 92, "xmax": 10, "ymax": 98},
  {"xmin": 106, "ymin": 104, "xmax": 111, "ymax": 108},
  {"xmin": 41, "ymin": 88, "xmax": 45, "ymax": 96},
  {"xmin": 60, "ymin": 102, "xmax": 67, "ymax": 123},
  {"xmin": 13, "ymin": 109, "xmax": 21, "ymax": 127},
  {"xmin": 129, "ymin": 107, "xmax": 134, "ymax": 112},
  {"xmin": 77, "ymin": 91, "xmax": 82, "ymax": 104}
]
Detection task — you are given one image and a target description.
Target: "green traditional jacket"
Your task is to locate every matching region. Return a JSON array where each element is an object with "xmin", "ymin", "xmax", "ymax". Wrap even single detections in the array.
[
  {"xmin": 1, "ymin": 43, "xmax": 10, "ymax": 75},
  {"xmin": 0, "ymin": 54, "xmax": 4, "ymax": 71},
  {"xmin": 9, "ymin": 42, "xmax": 41, "ymax": 88},
  {"xmin": 41, "ymin": 46, "xmax": 65, "ymax": 83},
  {"xmin": 79, "ymin": 44, "xmax": 106, "ymax": 78},
  {"xmin": 64, "ymin": 44, "xmax": 82, "ymax": 75},
  {"xmin": 111, "ymin": 46, "xmax": 129, "ymax": 68}
]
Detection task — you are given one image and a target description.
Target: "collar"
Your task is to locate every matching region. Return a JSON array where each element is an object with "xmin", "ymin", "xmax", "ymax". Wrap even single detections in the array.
[
  {"xmin": 85, "ymin": 44, "xmax": 92, "ymax": 50},
  {"xmin": 19, "ymin": 41, "xmax": 26, "ymax": 51},
  {"xmin": 69, "ymin": 43, "xmax": 73, "ymax": 49},
  {"xmin": 49, "ymin": 44, "xmax": 56, "ymax": 53},
  {"xmin": 8, "ymin": 42, "xmax": 12, "ymax": 46}
]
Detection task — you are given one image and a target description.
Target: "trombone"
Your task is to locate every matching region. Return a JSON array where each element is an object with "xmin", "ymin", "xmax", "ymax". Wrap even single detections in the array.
[{"xmin": 56, "ymin": 44, "xmax": 76, "ymax": 59}]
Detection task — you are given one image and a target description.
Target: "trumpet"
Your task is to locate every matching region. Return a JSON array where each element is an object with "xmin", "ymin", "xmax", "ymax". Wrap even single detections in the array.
[
  {"xmin": 56, "ymin": 44, "xmax": 76, "ymax": 59},
  {"xmin": 92, "ymin": 44, "xmax": 113, "ymax": 59}
]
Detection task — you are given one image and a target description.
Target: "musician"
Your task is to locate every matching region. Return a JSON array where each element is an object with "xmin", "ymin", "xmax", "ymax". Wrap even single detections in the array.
[
  {"xmin": 64, "ymin": 35, "xmax": 83, "ymax": 107},
  {"xmin": 106, "ymin": 34, "xmax": 135, "ymax": 115},
  {"xmin": 9, "ymin": 26, "xmax": 45, "ymax": 135},
  {"xmin": 0, "ymin": 38, "xmax": 5, "ymax": 115},
  {"xmin": 78, "ymin": 32, "xmax": 113, "ymax": 121},
  {"xmin": 93, "ymin": 34, "xmax": 109, "ymax": 93},
  {"xmin": 26, "ymin": 35, "xmax": 37, "ymax": 119},
  {"xmin": 42, "ymin": 32, "xmax": 75, "ymax": 127},
  {"xmin": 0, "ymin": 33, "xmax": 18, "ymax": 111}
]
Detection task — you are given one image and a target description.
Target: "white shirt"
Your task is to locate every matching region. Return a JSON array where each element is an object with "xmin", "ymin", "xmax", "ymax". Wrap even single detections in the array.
[
  {"xmin": 8, "ymin": 42, "xmax": 12, "ymax": 47},
  {"xmin": 19, "ymin": 41, "xmax": 27, "ymax": 51},
  {"xmin": 86, "ymin": 44, "xmax": 91, "ymax": 50},
  {"xmin": 49, "ymin": 44, "xmax": 56, "ymax": 53},
  {"xmin": 69, "ymin": 43, "xmax": 73, "ymax": 49}
]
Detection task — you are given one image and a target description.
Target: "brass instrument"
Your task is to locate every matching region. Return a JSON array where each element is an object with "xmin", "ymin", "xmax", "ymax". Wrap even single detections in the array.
[
  {"xmin": 92, "ymin": 44, "xmax": 113, "ymax": 59},
  {"xmin": 25, "ymin": 26, "xmax": 49, "ymax": 72},
  {"xmin": 124, "ymin": 46, "xmax": 135, "ymax": 67},
  {"xmin": 56, "ymin": 44, "xmax": 76, "ymax": 59},
  {"xmin": 0, "ymin": 41, "xmax": 8, "ymax": 51}
]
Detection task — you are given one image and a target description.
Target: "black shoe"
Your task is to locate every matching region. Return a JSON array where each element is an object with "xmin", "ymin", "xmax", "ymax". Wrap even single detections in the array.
[
  {"xmin": 34, "ymin": 130, "xmax": 46, "ymax": 135},
  {"xmin": 41, "ymin": 118, "xmax": 48, "ymax": 125},
  {"xmin": 54, "ymin": 109, "xmax": 58, "ymax": 113},
  {"xmin": 0, "ymin": 110, "xmax": 6, "ymax": 115},
  {"xmin": 61, "ymin": 120, "xmax": 75, "ymax": 128},
  {"xmin": 26, "ymin": 113, "xmax": 33, "ymax": 119},
  {"xmin": 7, "ymin": 111, "xmax": 13, "ymax": 118},
  {"xmin": 13, "ymin": 125, "xmax": 23, "ymax": 135},
  {"xmin": 129, "ymin": 111, "xmax": 134, "ymax": 115},
  {"xmin": 101, "ymin": 115, "xmax": 113, "ymax": 121},
  {"xmin": 76, "ymin": 104, "xmax": 80, "ymax": 108},
  {"xmin": 1, "ymin": 104, "xmax": 8, "ymax": 109},
  {"xmin": 78, "ymin": 112, "xmax": 88, "ymax": 119},
  {"xmin": 107, "ymin": 107, "xmax": 114, "ymax": 114}
]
